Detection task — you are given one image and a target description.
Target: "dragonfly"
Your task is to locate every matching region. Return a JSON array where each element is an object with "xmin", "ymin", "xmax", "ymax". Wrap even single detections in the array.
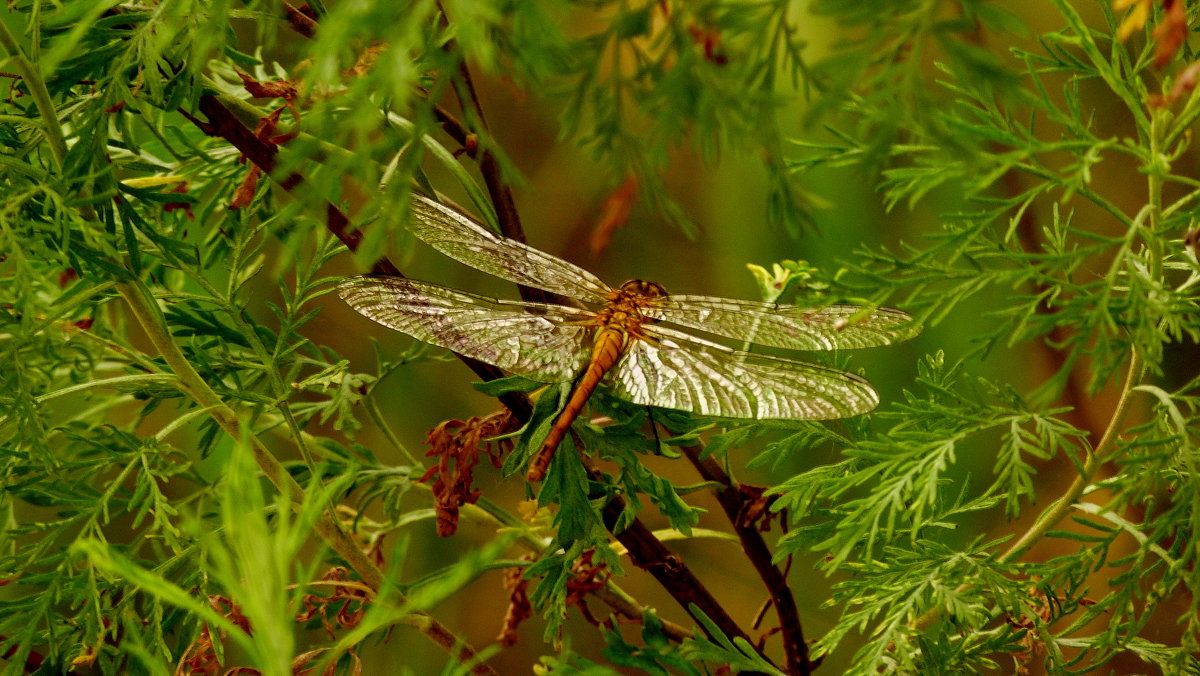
[{"xmin": 339, "ymin": 195, "xmax": 918, "ymax": 481}]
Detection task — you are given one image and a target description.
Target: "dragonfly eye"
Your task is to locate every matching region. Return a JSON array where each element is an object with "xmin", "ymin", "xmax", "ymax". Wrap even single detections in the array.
[{"xmin": 620, "ymin": 279, "xmax": 669, "ymax": 298}]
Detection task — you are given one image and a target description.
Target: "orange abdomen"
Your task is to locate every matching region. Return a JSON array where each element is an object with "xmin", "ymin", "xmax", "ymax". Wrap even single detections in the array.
[{"xmin": 526, "ymin": 328, "xmax": 626, "ymax": 481}]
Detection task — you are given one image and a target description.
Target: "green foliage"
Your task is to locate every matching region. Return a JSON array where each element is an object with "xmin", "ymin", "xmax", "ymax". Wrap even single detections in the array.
[
  {"xmin": 601, "ymin": 609, "xmax": 705, "ymax": 676},
  {"xmin": 0, "ymin": 0, "xmax": 1197, "ymax": 674},
  {"xmin": 772, "ymin": 0, "xmax": 1200, "ymax": 672}
]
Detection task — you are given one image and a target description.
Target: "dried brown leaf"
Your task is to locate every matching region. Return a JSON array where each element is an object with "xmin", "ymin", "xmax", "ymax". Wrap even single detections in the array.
[
  {"xmin": 588, "ymin": 175, "xmax": 639, "ymax": 257},
  {"xmin": 497, "ymin": 561, "xmax": 533, "ymax": 646},
  {"xmin": 422, "ymin": 410, "xmax": 518, "ymax": 536},
  {"xmin": 1152, "ymin": 0, "xmax": 1188, "ymax": 67}
]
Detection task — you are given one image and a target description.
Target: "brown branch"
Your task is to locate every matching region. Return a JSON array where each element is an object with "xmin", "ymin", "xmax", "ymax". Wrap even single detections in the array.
[
  {"xmin": 183, "ymin": 96, "xmax": 395, "ymax": 272},
  {"xmin": 681, "ymin": 444, "xmax": 813, "ymax": 675},
  {"xmin": 181, "ymin": 94, "xmax": 533, "ymax": 422},
  {"xmin": 430, "ymin": 4, "xmax": 573, "ymax": 310},
  {"xmin": 434, "ymin": 3, "xmax": 519, "ymax": 245},
  {"xmin": 451, "ymin": 63, "xmax": 526, "ymax": 245},
  {"xmin": 282, "ymin": 2, "xmax": 317, "ymax": 39},
  {"xmin": 596, "ymin": 469, "xmax": 775, "ymax": 674},
  {"xmin": 591, "ymin": 583, "xmax": 693, "ymax": 643},
  {"xmin": 431, "ymin": 104, "xmax": 481, "ymax": 163}
]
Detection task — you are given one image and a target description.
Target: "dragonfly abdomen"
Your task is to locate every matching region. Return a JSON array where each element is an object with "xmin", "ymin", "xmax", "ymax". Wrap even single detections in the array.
[{"xmin": 526, "ymin": 326, "xmax": 629, "ymax": 481}]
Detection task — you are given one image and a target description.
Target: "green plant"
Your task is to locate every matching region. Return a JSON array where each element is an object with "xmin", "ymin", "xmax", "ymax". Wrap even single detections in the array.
[{"xmin": 0, "ymin": 1, "xmax": 1196, "ymax": 675}]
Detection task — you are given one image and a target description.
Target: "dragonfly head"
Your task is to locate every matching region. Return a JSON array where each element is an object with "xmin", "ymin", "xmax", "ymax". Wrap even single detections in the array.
[{"xmin": 618, "ymin": 279, "xmax": 669, "ymax": 299}]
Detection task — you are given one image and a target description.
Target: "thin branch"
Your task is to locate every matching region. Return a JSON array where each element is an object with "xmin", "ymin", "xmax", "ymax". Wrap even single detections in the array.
[
  {"xmin": 281, "ymin": 2, "xmax": 317, "ymax": 38},
  {"xmin": 998, "ymin": 351, "xmax": 1143, "ymax": 564},
  {"xmin": 451, "ymin": 496, "xmax": 695, "ymax": 643},
  {"xmin": 595, "ymin": 468, "xmax": 776, "ymax": 673},
  {"xmin": 681, "ymin": 443, "xmax": 812, "ymax": 675},
  {"xmin": 180, "ymin": 96, "xmax": 392, "ymax": 273},
  {"xmin": 0, "ymin": 18, "xmax": 67, "ymax": 169},
  {"xmin": 180, "ymin": 93, "xmax": 533, "ymax": 421},
  {"xmin": 431, "ymin": 5, "xmax": 565, "ymax": 308},
  {"xmin": 437, "ymin": 5, "xmax": 525, "ymax": 245},
  {"xmin": 426, "ymin": 105, "xmax": 568, "ymax": 297},
  {"xmin": 911, "ymin": 349, "xmax": 1145, "ymax": 632}
]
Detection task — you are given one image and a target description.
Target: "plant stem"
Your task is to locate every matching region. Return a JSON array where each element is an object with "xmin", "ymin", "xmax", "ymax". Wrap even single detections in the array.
[
  {"xmin": 682, "ymin": 443, "xmax": 811, "ymax": 675},
  {"xmin": 997, "ymin": 350, "xmax": 1144, "ymax": 564},
  {"xmin": 911, "ymin": 348, "xmax": 1144, "ymax": 632},
  {"xmin": 453, "ymin": 496, "xmax": 695, "ymax": 643},
  {"xmin": 593, "ymin": 466, "xmax": 775, "ymax": 671},
  {"xmin": 365, "ymin": 395, "xmax": 419, "ymax": 465},
  {"xmin": 0, "ymin": 18, "xmax": 67, "ymax": 169},
  {"xmin": 33, "ymin": 373, "xmax": 177, "ymax": 403}
]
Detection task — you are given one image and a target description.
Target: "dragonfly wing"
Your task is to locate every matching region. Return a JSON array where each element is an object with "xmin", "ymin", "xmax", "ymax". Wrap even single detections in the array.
[
  {"xmin": 647, "ymin": 296, "xmax": 919, "ymax": 351},
  {"xmin": 605, "ymin": 324, "xmax": 879, "ymax": 420},
  {"xmin": 338, "ymin": 276, "xmax": 592, "ymax": 382},
  {"xmin": 409, "ymin": 195, "xmax": 612, "ymax": 304}
]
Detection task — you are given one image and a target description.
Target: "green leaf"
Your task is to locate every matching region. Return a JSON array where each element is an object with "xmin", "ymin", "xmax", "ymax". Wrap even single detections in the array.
[{"xmin": 472, "ymin": 374, "xmax": 545, "ymax": 396}]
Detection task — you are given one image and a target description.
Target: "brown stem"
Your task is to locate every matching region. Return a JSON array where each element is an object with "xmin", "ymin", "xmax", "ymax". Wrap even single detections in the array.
[
  {"xmin": 452, "ymin": 69, "xmax": 526, "ymax": 245},
  {"xmin": 430, "ymin": 5, "xmax": 574, "ymax": 310},
  {"xmin": 281, "ymin": 2, "xmax": 317, "ymax": 38},
  {"xmin": 181, "ymin": 94, "xmax": 533, "ymax": 421},
  {"xmin": 681, "ymin": 444, "xmax": 813, "ymax": 675},
  {"xmin": 596, "ymin": 470, "xmax": 775, "ymax": 673},
  {"xmin": 433, "ymin": 5, "xmax": 508, "ymax": 234}
]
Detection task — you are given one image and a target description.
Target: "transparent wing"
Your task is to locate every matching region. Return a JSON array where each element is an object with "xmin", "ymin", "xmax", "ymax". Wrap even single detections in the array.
[
  {"xmin": 646, "ymin": 296, "xmax": 920, "ymax": 351},
  {"xmin": 408, "ymin": 195, "xmax": 612, "ymax": 304},
  {"xmin": 338, "ymin": 275, "xmax": 593, "ymax": 382},
  {"xmin": 605, "ymin": 324, "xmax": 879, "ymax": 420}
]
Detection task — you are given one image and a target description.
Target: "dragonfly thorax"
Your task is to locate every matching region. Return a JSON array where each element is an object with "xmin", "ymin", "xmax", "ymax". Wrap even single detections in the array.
[
  {"xmin": 590, "ymin": 279, "xmax": 668, "ymax": 336},
  {"xmin": 607, "ymin": 279, "xmax": 669, "ymax": 317}
]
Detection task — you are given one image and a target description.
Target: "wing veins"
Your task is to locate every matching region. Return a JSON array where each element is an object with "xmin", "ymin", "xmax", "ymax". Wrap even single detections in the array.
[
  {"xmin": 607, "ymin": 323, "xmax": 880, "ymax": 420},
  {"xmin": 650, "ymin": 295, "xmax": 919, "ymax": 352},
  {"xmin": 338, "ymin": 276, "xmax": 592, "ymax": 382},
  {"xmin": 409, "ymin": 196, "xmax": 612, "ymax": 304}
]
